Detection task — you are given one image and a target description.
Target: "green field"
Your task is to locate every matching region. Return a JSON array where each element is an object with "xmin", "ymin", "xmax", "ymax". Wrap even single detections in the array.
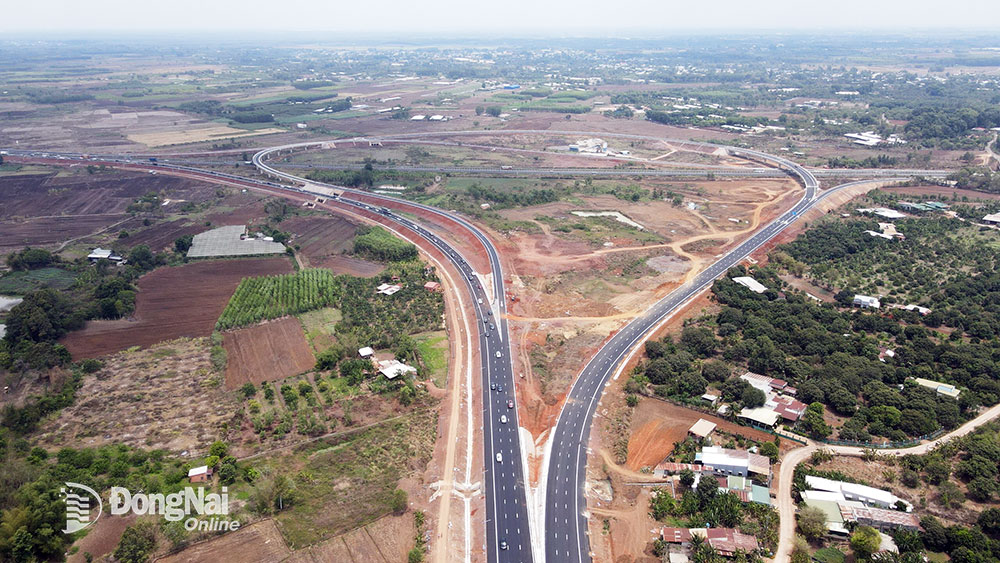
[
  {"xmin": 299, "ymin": 307, "xmax": 343, "ymax": 353},
  {"xmin": 414, "ymin": 330, "xmax": 448, "ymax": 388},
  {"xmin": 0, "ymin": 268, "xmax": 77, "ymax": 295},
  {"xmin": 268, "ymin": 408, "xmax": 437, "ymax": 547}
]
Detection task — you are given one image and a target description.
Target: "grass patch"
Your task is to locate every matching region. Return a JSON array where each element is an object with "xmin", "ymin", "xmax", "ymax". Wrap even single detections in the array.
[
  {"xmin": 812, "ymin": 547, "xmax": 846, "ymax": 563},
  {"xmin": 0, "ymin": 267, "xmax": 77, "ymax": 294},
  {"xmin": 299, "ymin": 307, "xmax": 342, "ymax": 353},
  {"xmin": 269, "ymin": 408, "xmax": 438, "ymax": 548},
  {"xmin": 414, "ymin": 330, "xmax": 448, "ymax": 388}
]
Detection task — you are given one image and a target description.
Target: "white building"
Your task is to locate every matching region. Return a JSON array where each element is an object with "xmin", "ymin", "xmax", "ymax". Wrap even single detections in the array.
[
  {"xmin": 738, "ymin": 406, "xmax": 781, "ymax": 428},
  {"xmin": 696, "ymin": 446, "xmax": 771, "ymax": 480},
  {"xmin": 358, "ymin": 346, "xmax": 374, "ymax": 358},
  {"xmin": 87, "ymin": 248, "xmax": 123, "ymax": 262},
  {"xmin": 377, "ymin": 359, "xmax": 418, "ymax": 379},
  {"xmin": 856, "ymin": 208, "xmax": 906, "ymax": 220},
  {"xmin": 805, "ymin": 475, "xmax": 910, "ymax": 510},
  {"xmin": 853, "ymin": 295, "xmax": 881, "ymax": 309},
  {"xmin": 912, "ymin": 377, "xmax": 961, "ymax": 399},
  {"xmin": 732, "ymin": 276, "xmax": 767, "ymax": 294},
  {"xmin": 983, "ymin": 213, "xmax": 1000, "ymax": 225}
]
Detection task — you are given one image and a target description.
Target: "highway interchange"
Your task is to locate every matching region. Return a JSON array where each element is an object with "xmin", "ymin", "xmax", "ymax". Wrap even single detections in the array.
[{"xmin": 1, "ymin": 131, "xmax": 931, "ymax": 563}]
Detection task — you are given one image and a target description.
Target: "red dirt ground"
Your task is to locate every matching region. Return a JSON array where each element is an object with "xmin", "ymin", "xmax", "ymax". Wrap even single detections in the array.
[
  {"xmin": 0, "ymin": 215, "xmax": 130, "ymax": 253},
  {"xmin": 625, "ymin": 398, "xmax": 781, "ymax": 471},
  {"xmin": 223, "ymin": 317, "xmax": 316, "ymax": 389},
  {"xmin": 283, "ymin": 215, "xmax": 357, "ymax": 258},
  {"xmin": 157, "ymin": 520, "xmax": 292, "ymax": 563},
  {"xmin": 883, "ymin": 184, "xmax": 1000, "ymax": 201},
  {"xmin": 313, "ymin": 254, "xmax": 385, "ymax": 277},
  {"xmin": 61, "ymin": 257, "xmax": 294, "ymax": 359}
]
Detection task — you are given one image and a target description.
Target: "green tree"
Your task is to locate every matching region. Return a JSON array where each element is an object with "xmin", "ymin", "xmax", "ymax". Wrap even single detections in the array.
[
  {"xmin": 797, "ymin": 505, "xmax": 828, "ymax": 541},
  {"xmin": 113, "ymin": 522, "xmax": 158, "ymax": 563},
  {"xmin": 174, "ymin": 234, "xmax": 194, "ymax": 253},
  {"xmin": 679, "ymin": 469, "xmax": 696, "ymax": 489},
  {"xmin": 208, "ymin": 441, "xmax": 228, "ymax": 458},
  {"xmin": 850, "ymin": 525, "xmax": 882, "ymax": 561},
  {"xmin": 391, "ymin": 489, "xmax": 408, "ymax": 514},
  {"xmin": 649, "ymin": 488, "xmax": 676, "ymax": 520}
]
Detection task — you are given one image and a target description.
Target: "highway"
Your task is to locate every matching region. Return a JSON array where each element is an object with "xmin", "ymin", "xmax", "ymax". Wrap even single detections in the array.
[
  {"xmin": 251, "ymin": 146, "xmax": 536, "ymax": 563},
  {"xmin": 3, "ymin": 148, "xmax": 535, "ymax": 562},
  {"xmin": 1, "ymin": 134, "xmax": 926, "ymax": 563}
]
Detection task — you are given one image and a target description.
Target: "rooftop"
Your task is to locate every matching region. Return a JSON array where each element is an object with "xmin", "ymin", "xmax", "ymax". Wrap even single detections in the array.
[
  {"xmin": 188, "ymin": 465, "xmax": 210, "ymax": 477},
  {"xmin": 688, "ymin": 418, "xmax": 717, "ymax": 438},
  {"xmin": 738, "ymin": 406, "xmax": 781, "ymax": 428},
  {"xmin": 187, "ymin": 225, "xmax": 286, "ymax": 258},
  {"xmin": 732, "ymin": 276, "xmax": 767, "ymax": 294}
]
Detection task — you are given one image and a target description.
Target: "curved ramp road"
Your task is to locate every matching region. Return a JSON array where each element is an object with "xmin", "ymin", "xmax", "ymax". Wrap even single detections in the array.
[
  {"xmin": 5, "ymin": 132, "xmax": 922, "ymax": 563},
  {"xmin": 252, "ymin": 147, "xmax": 535, "ymax": 563},
  {"xmin": 4, "ymin": 148, "xmax": 534, "ymax": 563}
]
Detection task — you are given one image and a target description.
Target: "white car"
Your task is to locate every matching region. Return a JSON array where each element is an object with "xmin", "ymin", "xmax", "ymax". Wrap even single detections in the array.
[
  {"xmin": 495, "ymin": 351, "xmax": 502, "ymax": 358},
  {"xmin": 478, "ymin": 298, "xmax": 483, "ymax": 304},
  {"xmin": 496, "ymin": 452, "xmax": 503, "ymax": 463},
  {"xmin": 500, "ymin": 415, "xmax": 507, "ymax": 424}
]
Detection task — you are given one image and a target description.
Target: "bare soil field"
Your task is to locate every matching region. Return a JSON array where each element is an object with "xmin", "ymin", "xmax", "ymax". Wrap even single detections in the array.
[
  {"xmin": 36, "ymin": 337, "xmax": 239, "ymax": 454},
  {"xmin": 156, "ymin": 520, "xmax": 292, "ymax": 563},
  {"xmin": 286, "ymin": 514, "xmax": 415, "ymax": 563},
  {"xmin": 61, "ymin": 257, "xmax": 293, "ymax": 358},
  {"xmin": 223, "ymin": 317, "xmax": 316, "ymax": 389},
  {"xmin": 282, "ymin": 214, "xmax": 357, "ymax": 261},
  {"xmin": 128, "ymin": 125, "xmax": 286, "ymax": 148},
  {"xmin": 494, "ymin": 177, "xmax": 799, "ymax": 414},
  {"xmin": 0, "ymin": 215, "xmax": 131, "ymax": 254},
  {"xmin": 0, "ymin": 169, "xmax": 227, "ymax": 252},
  {"xmin": 158, "ymin": 513, "xmax": 415, "ymax": 563},
  {"xmin": 313, "ymin": 254, "xmax": 385, "ymax": 277},
  {"xmin": 67, "ymin": 514, "xmax": 138, "ymax": 563},
  {"xmin": 625, "ymin": 397, "xmax": 781, "ymax": 471},
  {"xmin": 883, "ymin": 184, "xmax": 1000, "ymax": 201}
]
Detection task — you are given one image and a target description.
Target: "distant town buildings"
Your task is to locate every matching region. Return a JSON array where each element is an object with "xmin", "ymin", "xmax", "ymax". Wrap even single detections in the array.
[{"xmin": 844, "ymin": 131, "xmax": 906, "ymax": 147}]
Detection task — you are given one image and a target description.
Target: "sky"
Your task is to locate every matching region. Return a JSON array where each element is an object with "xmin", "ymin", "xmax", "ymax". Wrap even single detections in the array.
[{"xmin": 2, "ymin": 0, "xmax": 1000, "ymax": 35}]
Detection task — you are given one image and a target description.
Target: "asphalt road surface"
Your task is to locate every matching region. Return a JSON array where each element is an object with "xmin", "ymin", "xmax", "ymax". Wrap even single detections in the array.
[{"xmin": 1, "ymin": 134, "xmax": 916, "ymax": 563}]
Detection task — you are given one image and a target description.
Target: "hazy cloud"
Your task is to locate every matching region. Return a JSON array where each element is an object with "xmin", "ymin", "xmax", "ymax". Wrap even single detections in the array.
[{"xmin": 3, "ymin": 0, "xmax": 1000, "ymax": 34}]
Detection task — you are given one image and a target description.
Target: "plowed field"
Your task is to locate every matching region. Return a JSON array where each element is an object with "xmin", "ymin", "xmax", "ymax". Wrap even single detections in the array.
[
  {"xmin": 61, "ymin": 257, "xmax": 293, "ymax": 358},
  {"xmin": 223, "ymin": 317, "xmax": 315, "ymax": 389}
]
